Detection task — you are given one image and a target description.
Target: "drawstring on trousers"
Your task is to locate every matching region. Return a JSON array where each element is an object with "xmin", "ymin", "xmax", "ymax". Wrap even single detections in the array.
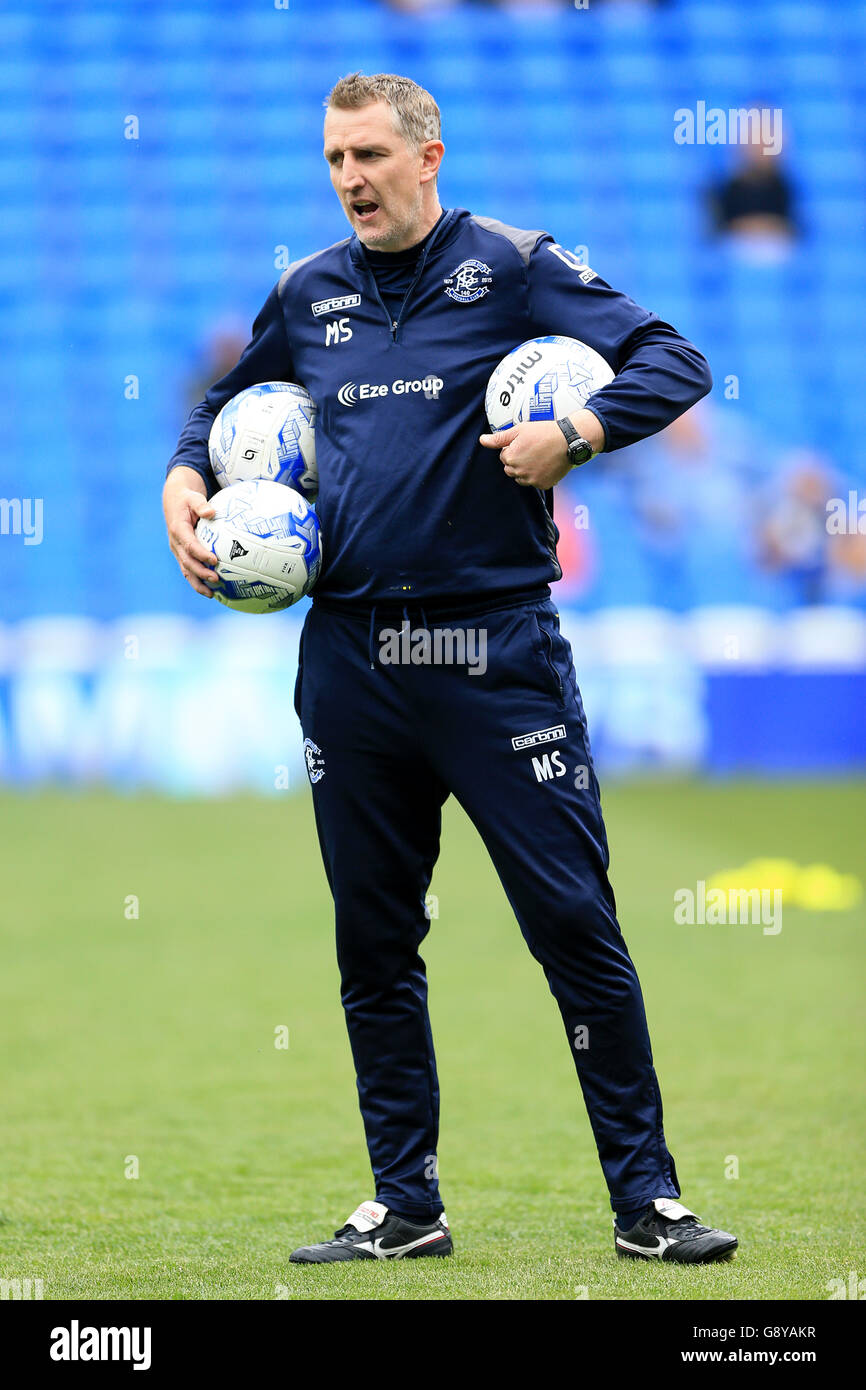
[
  {"xmin": 368, "ymin": 605, "xmax": 378, "ymax": 670},
  {"xmin": 368, "ymin": 602, "xmax": 432, "ymax": 670}
]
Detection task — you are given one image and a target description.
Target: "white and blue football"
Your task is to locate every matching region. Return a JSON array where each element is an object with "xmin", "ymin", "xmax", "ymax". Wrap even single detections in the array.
[
  {"xmin": 485, "ymin": 335, "xmax": 614, "ymax": 431},
  {"xmin": 195, "ymin": 480, "xmax": 322, "ymax": 613},
  {"xmin": 209, "ymin": 381, "xmax": 318, "ymax": 499}
]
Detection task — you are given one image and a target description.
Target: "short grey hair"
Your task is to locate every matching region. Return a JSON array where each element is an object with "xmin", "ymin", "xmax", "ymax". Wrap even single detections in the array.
[{"xmin": 326, "ymin": 71, "xmax": 441, "ymax": 150}]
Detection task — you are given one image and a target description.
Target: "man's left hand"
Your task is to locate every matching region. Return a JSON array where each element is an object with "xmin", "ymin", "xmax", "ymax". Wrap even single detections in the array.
[{"xmin": 479, "ymin": 412, "xmax": 602, "ymax": 489}]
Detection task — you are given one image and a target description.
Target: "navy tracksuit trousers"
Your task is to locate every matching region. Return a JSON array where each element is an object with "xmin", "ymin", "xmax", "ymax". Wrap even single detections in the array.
[{"xmin": 294, "ymin": 592, "xmax": 680, "ymax": 1223}]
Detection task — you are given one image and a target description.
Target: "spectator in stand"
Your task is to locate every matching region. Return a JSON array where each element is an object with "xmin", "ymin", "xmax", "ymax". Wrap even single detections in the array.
[
  {"xmin": 603, "ymin": 404, "xmax": 770, "ymax": 608},
  {"xmin": 708, "ymin": 128, "xmax": 798, "ymax": 263},
  {"xmin": 829, "ymin": 527, "xmax": 866, "ymax": 605},
  {"xmin": 759, "ymin": 454, "xmax": 836, "ymax": 605}
]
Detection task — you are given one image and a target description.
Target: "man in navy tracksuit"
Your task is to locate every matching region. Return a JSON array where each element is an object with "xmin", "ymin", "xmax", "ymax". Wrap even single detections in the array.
[{"xmin": 164, "ymin": 73, "xmax": 738, "ymax": 1265}]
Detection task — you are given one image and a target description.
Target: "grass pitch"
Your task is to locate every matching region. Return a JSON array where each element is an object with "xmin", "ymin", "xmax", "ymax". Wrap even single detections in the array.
[{"xmin": 1, "ymin": 780, "xmax": 863, "ymax": 1300}]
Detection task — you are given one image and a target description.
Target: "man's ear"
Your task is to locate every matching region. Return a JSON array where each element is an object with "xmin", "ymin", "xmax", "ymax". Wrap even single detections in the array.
[{"xmin": 419, "ymin": 140, "xmax": 445, "ymax": 185}]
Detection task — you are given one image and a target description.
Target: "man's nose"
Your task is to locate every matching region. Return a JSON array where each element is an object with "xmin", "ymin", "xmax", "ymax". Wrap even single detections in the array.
[{"xmin": 340, "ymin": 159, "xmax": 365, "ymax": 192}]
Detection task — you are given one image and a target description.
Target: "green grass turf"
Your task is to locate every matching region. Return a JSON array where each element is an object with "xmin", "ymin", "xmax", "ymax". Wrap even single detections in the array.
[{"xmin": 0, "ymin": 780, "xmax": 863, "ymax": 1301}]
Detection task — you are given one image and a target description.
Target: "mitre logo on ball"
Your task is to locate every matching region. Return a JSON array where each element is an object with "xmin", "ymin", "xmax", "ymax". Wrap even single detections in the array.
[{"xmin": 485, "ymin": 335, "xmax": 615, "ymax": 431}]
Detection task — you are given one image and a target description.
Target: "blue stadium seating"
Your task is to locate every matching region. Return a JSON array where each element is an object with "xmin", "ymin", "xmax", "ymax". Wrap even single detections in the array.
[{"xmin": 1, "ymin": 0, "xmax": 864, "ymax": 620}]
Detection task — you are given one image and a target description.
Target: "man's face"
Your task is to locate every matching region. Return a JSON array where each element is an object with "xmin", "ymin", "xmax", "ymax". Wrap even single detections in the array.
[{"xmin": 323, "ymin": 100, "xmax": 435, "ymax": 251}]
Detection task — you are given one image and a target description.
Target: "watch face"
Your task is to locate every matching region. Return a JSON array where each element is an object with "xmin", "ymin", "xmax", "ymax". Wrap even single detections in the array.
[{"xmin": 570, "ymin": 439, "xmax": 592, "ymax": 464}]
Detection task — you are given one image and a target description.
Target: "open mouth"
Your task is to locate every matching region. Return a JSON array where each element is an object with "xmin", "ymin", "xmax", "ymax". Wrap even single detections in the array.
[{"xmin": 351, "ymin": 200, "xmax": 380, "ymax": 221}]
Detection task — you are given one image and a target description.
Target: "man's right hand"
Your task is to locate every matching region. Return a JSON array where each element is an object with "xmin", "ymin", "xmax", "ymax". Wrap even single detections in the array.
[{"xmin": 163, "ymin": 466, "xmax": 220, "ymax": 598}]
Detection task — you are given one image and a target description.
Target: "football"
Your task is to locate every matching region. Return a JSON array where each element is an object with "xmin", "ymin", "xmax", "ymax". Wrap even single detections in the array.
[
  {"xmin": 195, "ymin": 480, "xmax": 322, "ymax": 613},
  {"xmin": 209, "ymin": 381, "xmax": 318, "ymax": 499},
  {"xmin": 485, "ymin": 334, "xmax": 615, "ymax": 431}
]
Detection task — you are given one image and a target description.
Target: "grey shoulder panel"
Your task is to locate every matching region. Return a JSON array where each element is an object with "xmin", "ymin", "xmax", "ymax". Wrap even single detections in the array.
[
  {"xmin": 470, "ymin": 215, "xmax": 547, "ymax": 266},
  {"xmin": 277, "ymin": 237, "xmax": 352, "ymax": 296}
]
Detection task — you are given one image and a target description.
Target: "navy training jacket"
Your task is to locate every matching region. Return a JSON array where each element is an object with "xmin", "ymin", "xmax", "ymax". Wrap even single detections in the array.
[{"xmin": 167, "ymin": 207, "xmax": 712, "ymax": 608}]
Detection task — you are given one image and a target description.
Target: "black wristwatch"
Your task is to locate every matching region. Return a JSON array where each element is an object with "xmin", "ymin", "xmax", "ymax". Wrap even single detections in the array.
[{"xmin": 556, "ymin": 416, "xmax": 595, "ymax": 467}]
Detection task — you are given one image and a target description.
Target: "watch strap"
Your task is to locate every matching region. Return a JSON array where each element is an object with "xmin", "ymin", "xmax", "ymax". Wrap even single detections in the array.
[
  {"xmin": 556, "ymin": 416, "xmax": 594, "ymax": 465},
  {"xmin": 556, "ymin": 416, "xmax": 579, "ymax": 447}
]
